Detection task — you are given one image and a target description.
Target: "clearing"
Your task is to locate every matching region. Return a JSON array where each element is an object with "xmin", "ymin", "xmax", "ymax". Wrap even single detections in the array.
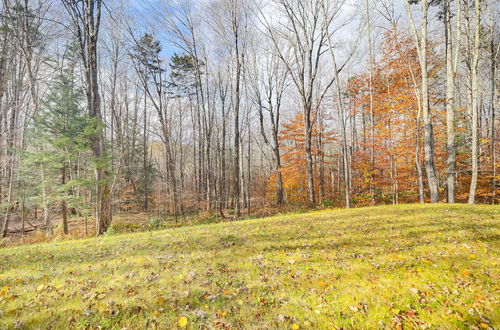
[{"xmin": 0, "ymin": 204, "xmax": 498, "ymax": 329}]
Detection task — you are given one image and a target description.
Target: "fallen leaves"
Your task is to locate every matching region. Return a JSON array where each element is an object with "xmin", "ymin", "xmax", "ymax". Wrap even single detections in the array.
[
  {"xmin": 391, "ymin": 308, "xmax": 401, "ymax": 315},
  {"xmin": 185, "ymin": 271, "xmax": 196, "ymax": 284},
  {"xmin": 178, "ymin": 316, "xmax": 188, "ymax": 327},
  {"xmin": 461, "ymin": 269, "xmax": 471, "ymax": 277},
  {"xmin": 317, "ymin": 280, "xmax": 326, "ymax": 288},
  {"xmin": 0, "ymin": 205, "xmax": 496, "ymax": 329},
  {"xmin": 0, "ymin": 285, "xmax": 10, "ymax": 296}
]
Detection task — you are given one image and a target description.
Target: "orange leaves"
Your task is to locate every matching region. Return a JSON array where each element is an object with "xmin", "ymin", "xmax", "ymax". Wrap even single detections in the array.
[{"xmin": 269, "ymin": 112, "xmax": 336, "ymax": 204}]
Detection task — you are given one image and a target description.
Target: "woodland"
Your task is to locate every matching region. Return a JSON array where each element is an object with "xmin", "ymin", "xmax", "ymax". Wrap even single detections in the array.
[
  {"xmin": 0, "ymin": 1, "xmax": 499, "ymax": 328},
  {"xmin": 0, "ymin": 0, "xmax": 498, "ymax": 238}
]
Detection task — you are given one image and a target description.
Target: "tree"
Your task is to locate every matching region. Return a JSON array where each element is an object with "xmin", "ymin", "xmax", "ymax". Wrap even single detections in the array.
[
  {"xmin": 251, "ymin": 50, "xmax": 288, "ymax": 204},
  {"xmin": 442, "ymin": 0, "xmax": 462, "ymax": 203},
  {"xmin": 131, "ymin": 33, "xmax": 179, "ymax": 218},
  {"xmin": 467, "ymin": 0, "xmax": 481, "ymax": 204},
  {"xmin": 62, "ymin": 0, "xmax": 112, "ymax": 234},
  {"xmin": 260, "ymin": 0, "xmax": 350, "ymax": 205},
  {"xmin": 19, "ymin": 44, "xmax": 92, "ymax": 235},
  {"xmin": 405, "ymin": 0, "xmax": 440, "ymax": 203}
]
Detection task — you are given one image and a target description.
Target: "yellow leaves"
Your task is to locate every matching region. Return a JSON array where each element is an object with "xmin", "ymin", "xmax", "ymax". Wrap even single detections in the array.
[
  {"xmin": 178, "ymin": 316, "xmax": 188, "ymax": 327},
  {"xmin": 469, "ymin": 254, "xmax": 477, "ymax": 259},
  {"xmin": 317, "ymin": 280, "xmax": 326, "ymax": 288},
  {"xmin": 0, "ymin": 285, "xmax": 10, "ymax": 296},
  {"xmin": 291, "ymin": 324, "xmax": 300, "ymax": 329},
  {"xmin": 216, "ymin": 310, "xmax": 227, "ymax": 318},
  {"xmin": 36, "ymin": 284, "xmax": 45, "ymax": 293},
  {"xmin": 155, "ymin": 296, "xmax": 166, "ymax": 304},
  {"xmin": 480, "ymin": 323, "xmax": 489, "ymax": 328},
  {"xmin": 237, "ymin": 300, "xmax": 244, "ymax": 306},
  {"xmin": 461, "ymin": 269, "xmax": 471, "ymax": 277},
  {"xmin": 391, "ymin": 308, "xmax": 401, "ymax": 314},
  {"xmin": 152, "ymin": 309, "xmax": 161, "ymax": 316}
]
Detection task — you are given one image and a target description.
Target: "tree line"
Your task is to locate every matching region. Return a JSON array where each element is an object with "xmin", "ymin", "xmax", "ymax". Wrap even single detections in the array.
[{"xmin": 0, "ymin": 0, "xmax": 498, "ymax": 237}]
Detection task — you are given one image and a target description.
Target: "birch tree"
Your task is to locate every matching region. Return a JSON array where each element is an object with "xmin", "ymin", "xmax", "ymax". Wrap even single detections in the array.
[
  {"xmin": 468, "ymin": 0, "xmax": 481, "ymax": 204},
  {"xmin": 443, "ymin": 0, "xmax": 461, "ymax": 203},
  {"xmin": 405, "ymin": 0, "xmax": 440, "ymax": 203}
]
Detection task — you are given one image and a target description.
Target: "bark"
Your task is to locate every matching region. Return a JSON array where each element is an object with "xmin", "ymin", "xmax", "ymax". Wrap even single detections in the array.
[
  {"xmin": 405, "ymin": 0, "xmax": 440, "ymax": 203},
  {"xmin": 231, "ymin": 1, "xmax": 243, "ymax": 219},
  {"xmin": 444, "ymin": 0, "xmax": 461, "ymax": 203},
  {"xmin": 491, "ymin": 25, "xmax": 498, "ymax": 204},
  {"xmin": 41, "ymin": 167, "xmax": 52, "ymax": 235},
  {"xmin": 468, "ymin": 0, "xmax": 481, "ymax": 204},
  {"xmin": 365, "ymin": 0, "xmax": 376, "ymax": 203},
  {"xmin": 63, "ymin": 0, "xmax": 112, "ymax": 234},
  {"xmin": 143, "ymin": 96, "xmax": 148, "ymax": 211},
  {"xmin": 62, "ymin": 165, "xmax": 68, "ymax": 235}
]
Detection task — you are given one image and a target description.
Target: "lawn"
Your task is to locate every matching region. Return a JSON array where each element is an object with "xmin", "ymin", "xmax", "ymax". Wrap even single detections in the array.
[{"xmin": 0, "ymin": 204, "xmax": 498, "ymax": 329}]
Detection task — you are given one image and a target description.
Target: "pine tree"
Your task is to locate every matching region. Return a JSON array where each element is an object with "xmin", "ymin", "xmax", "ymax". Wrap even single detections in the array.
[{"xmin": 18, "ymin": 44, "xmax": 94, "ymax": 235}]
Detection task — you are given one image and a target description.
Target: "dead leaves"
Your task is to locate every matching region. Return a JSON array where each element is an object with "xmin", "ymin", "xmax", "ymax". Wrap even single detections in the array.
[
  {"xmin": 0, "ymin": 285, "xmax": 10, "ymax": 296},
  {"xmin": 185, "ymin": 271, "xmax": 196, "ymax": 284}
]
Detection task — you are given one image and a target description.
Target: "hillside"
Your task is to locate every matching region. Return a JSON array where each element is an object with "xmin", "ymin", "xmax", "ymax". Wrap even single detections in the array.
[{"xmin": 0, "ymin": 204, "xmax": 498, "ymax": 329}]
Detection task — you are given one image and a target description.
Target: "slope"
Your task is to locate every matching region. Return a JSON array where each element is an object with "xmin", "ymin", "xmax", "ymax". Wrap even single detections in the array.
[{"xmin": 0, "ymin": 204, "xmax": 498, "ymax": 329}]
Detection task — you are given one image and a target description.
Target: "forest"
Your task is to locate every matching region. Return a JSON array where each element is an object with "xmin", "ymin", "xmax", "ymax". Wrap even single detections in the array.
[
  {"xmin": 0, "ymin": 0, "xmax": 498, "ymax": 239},
  {"xmin": 0, "ymin": 1, "xmax": 499, "ymax": 329}
]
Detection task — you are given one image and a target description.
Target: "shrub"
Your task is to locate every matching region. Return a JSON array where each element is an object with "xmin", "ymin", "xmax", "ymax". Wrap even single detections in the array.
[{"xmin": 147, "ymin": 216, "xmax": 164, "ymax": 230}]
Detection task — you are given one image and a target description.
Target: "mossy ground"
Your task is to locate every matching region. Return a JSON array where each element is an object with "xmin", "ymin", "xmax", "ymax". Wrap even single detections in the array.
[{"xmin": 0, "ymin": 204, "xmax": 498, "ymax": 329}]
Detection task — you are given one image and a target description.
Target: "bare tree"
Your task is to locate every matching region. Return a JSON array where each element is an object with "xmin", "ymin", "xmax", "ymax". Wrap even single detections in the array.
[
  {"xmin": 260, "ymin": 0, "xmax": 351, "ymax": 204},
  {"xmin": 62, "ymin": 0, "xmax": 112, "ymax": 234},
  {"xmin": 443, "ymin": 0, "xmax": 461, "ymax": 203},
  {"xmin": 405, "ymin": 0, "xmax": 440, "ymax": 203},
  {"xmin": 250, "ymin": 49, "xmax": 288, "ymax": 204},
  {"xmin": 468, "ymin": 0, "xmax": 481, "ymax": 204}
]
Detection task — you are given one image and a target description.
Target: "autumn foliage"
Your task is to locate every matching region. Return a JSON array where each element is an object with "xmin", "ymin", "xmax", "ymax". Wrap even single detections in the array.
[{"xmin": 267, "ymin": 28, "xmax": 499, "ymax": 206}]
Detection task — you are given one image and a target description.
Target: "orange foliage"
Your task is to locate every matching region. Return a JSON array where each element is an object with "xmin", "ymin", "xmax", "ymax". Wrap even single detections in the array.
[{"xmin": 268, "ymin": 112, "xmax": 336, "ymax": 204}]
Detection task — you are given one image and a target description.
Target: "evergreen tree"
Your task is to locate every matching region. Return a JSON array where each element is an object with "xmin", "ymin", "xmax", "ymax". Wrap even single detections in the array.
[{"xmin": 18, "ymin": 44, "xmax": 94, "ymax": 235}]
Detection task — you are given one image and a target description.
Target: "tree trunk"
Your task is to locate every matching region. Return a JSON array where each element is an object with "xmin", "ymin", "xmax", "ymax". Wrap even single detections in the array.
[
  {"xmin": 365, "ymin": 0, "xmax": 376, "ymax": 204},
  {"xmin": 491, "ymin": 25, "xmax": 497, "ymax": 204},
  {"xmin": 444, "ymin": 0, "xmax": 461, "ymax": 203},
  {"xmin": 143, "ymin": 95, "xmax": 148, "ymax": 211},
  {"xmin": 304, "ymin": 111, "xmax": 315, "ymax": 204},
  {"xmin": 62, "ymin": 165, "xmax": 68, "ymax": 235},
  {"xmin": 41, "ymin": 167, "xmax": 52, "ymax": 235},
  {"xmin": 468, "ymin": 0, "xmax": 481, "ymax": 204},
  {"xmin": 406, "ymin": 0, "xmax": 439, "ymax": 203}
]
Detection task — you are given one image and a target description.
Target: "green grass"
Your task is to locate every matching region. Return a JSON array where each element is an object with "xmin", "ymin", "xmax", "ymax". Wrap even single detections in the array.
[{"xmin": 0, "ymin": 204, "xmax": 498, "ymax": 329}]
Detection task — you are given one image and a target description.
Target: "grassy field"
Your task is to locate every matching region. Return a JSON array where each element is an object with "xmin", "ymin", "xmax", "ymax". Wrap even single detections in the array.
[{"xmin": 0, "ymin": 204, "xmax": 498, "ymax": 329}]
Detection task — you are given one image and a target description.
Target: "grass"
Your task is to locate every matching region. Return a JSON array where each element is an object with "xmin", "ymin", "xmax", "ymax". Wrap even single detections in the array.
[{"xmin": 0, "ymin": 203, "xmax": 498, "ymax": 329}]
